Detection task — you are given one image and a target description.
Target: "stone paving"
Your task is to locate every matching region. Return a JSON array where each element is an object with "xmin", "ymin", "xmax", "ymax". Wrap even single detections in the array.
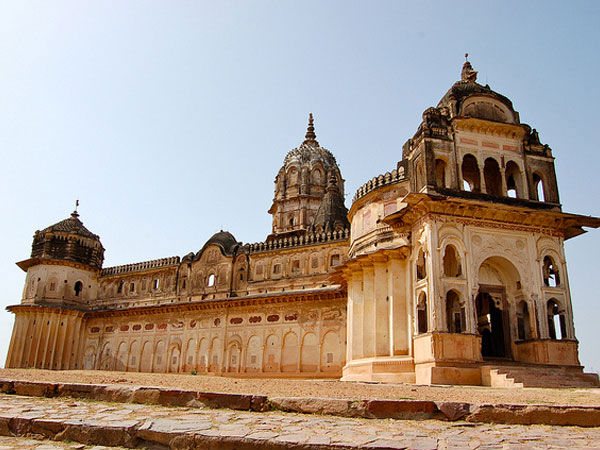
[
  {"xmin": 0, "ymin": 435, "xmax": 127, "ymax": 450},
  {"xmin": 0, "ymin": 394, "xmax": 599, "ymax": 450}
]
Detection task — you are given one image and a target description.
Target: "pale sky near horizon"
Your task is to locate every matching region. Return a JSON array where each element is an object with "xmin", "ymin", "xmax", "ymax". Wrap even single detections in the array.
[{"xmin": 1, "ymin": 1, "xmax": 599, "ymax": 372}]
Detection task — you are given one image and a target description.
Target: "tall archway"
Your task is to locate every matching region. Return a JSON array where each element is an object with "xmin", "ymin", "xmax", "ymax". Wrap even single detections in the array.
[{"xmin": 476, "ymin": 256, "xmax": 522, "ymax": 359}]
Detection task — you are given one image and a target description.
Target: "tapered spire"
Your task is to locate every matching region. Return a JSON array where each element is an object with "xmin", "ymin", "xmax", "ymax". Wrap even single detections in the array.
[{"xmin": 302, "ymin": 113, "xmax": 319, "ymax": 146}]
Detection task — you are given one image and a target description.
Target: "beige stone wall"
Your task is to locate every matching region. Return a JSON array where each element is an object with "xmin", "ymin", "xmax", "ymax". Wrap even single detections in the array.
[
  {"xmin": 81, "ymin": 295, "xmax": 346, "ymax": 376},
  {"xmin": 22, "ymin": 264, "xmax": 98, "ymax": 307}
]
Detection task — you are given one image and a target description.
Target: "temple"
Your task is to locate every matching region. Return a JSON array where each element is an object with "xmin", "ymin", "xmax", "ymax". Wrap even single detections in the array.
[{"xmin": 6, "ymin": 59, "xmax": 600, "ymax": 387}]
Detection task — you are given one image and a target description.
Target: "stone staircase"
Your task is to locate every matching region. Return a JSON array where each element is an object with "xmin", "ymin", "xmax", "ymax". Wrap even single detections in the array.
[{"xmin": 481, "ymin": 363, "xmax": 600, "ymax": 388}]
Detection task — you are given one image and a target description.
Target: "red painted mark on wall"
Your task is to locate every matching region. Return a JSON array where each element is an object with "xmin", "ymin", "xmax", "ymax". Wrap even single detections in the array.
[{"xmin": 482, "ymin": 141, "xmax": 499, "ymax": 149}]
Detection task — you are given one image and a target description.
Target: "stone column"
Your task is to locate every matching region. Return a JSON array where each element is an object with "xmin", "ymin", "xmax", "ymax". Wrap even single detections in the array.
[
  {"xmin": 361, "ymin": 261, "xmax": 375, "ymax": 357},
  {"xmin": 348, "ymin": 267, "xmax": 364, "ymax": 361},
  {"xmin": 33, "ymin": 311, "xmax": 49, "ymax": 368},
  {"xmin": 389, "ymin": 254, "xmax": 409, "ymax": 355},
  {"xmin": 373, "ymin": 256, "xmax": 389, "ymax": 357},
  {"xmin": 6, "ymin": 313, "xmax": 24, "ymax": 367}
]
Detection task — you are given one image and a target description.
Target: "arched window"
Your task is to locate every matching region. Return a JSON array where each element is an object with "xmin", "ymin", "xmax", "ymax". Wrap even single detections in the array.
[
  {"xmin": 542, "ymin": 256, "xmax": 560, "ymax": 287},
  {"xmin": 533, "ymin": 173, "xmax": 545, "ymax": 201},
  {"xmin": 483, "ymin": 158, "xmax": 502, "ymax": 196},
  {"xmin": 442, "ymin": 245, "xmax": 461, "ymax": 277},
  {"xmin": 289, "ymin": 217, "xmax": 294, "ymax": 227},
  {"xmin": 74, "ymin": 281, "xmax": 83, "ymax": 297},
  {"xmin": 461, "ymin": 154, "xmax": 480, "ymax": 192},
  {"xmin": 117, "ymin": 280, "xmax": 124, "ymax": 294},
  {"xmin": 516, "ymin": 300, "xmax": 531, "ymax": 340},
  {"xmin": 505, "ymin": 161, "xmax": 522, "ymax": 198},
  {"xmin": 207, "ymin": 274, "xmax": 215, "ymax": 287},
  {"xmin": 417, "ymin": 292, "xmax": 428, "ymax": 334},
  {"xmin": 547, "ymin": 299, "xmax": 566, "ymax": 340},
  {"xmin": 435, "ymin": 159, "xmax": 447, "ymax": 188},
  {"xmin": 416, "ymin": 249, "xmax": 426, "ymax": 280},
  {"xmin": 446, "ymin": 290, "xmax": 464, "ymax": 333}
]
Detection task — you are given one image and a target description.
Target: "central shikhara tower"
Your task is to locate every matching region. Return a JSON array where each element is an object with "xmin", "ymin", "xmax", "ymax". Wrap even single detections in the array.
[{"xmin": 6, "ymin": 60, "xmax": 600, "ymax": 387}]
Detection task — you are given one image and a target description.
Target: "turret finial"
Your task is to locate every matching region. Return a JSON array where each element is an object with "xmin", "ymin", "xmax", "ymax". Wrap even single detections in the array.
[
  {"xmin": 302, "ymin": 113, "xmax": 319, "ymax": 146},
  {"xmin": 71, "ymin": 199, "xmax": 80, "ymax": 219},
  {"xmin": 461, "ymin": 54, "xmax": 478, "ymax": 82}
]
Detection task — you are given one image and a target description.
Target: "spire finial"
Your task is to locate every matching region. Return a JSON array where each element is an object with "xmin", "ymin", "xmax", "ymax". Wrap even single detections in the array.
[
  {"xmin": 461, "ymin": 54, "xmax": 478, "ymax": 82},
  {"xmin": 71, "ymin": 199, "xmax": 80, "ymax": 219},
  {"xmin": 302, "ymin": 113, "xmax": 319, "ymax": 146}
]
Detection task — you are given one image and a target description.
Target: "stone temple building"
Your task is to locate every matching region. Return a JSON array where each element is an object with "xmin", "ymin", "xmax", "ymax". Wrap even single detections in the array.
[{"xmin": 6, "ymin": 60, "xmax": 600, "ymax": 387}]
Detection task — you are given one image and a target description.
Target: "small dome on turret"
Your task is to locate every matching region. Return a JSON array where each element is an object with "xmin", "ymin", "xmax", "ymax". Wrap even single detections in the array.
[
  {"xmin": 196, "ymin": 230, "xmax": 240, "ymax": 259},
  {"xmin": 30, "ymin": 207, "xmax": 104, "ymax": 269},
  {"xmin": 437, "ymin": 55, "xmax": 518, "ymax": 124}
]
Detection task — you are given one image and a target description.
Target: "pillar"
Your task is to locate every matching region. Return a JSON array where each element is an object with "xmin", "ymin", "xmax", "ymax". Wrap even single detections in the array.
[
  {"xmin": 373, "ymin": 256, "xmax": 389, "ymax": 357},
  {"xmin": 361, "ymin": 262, "xmax": 375, "ymax": 357}
]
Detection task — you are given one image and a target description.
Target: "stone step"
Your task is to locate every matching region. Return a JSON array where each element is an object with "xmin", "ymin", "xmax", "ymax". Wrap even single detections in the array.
[{"xmin": 483, "ymin": 365, "xmax": 600, "ymax": 389}]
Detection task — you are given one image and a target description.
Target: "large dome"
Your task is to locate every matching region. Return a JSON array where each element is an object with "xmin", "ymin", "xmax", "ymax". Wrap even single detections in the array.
[{"xmin": 30, "ymin": 210, "xmax": 104, "ymax": 269}]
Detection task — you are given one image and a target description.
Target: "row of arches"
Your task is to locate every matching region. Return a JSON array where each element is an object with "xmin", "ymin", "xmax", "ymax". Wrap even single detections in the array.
[
  {"xmin": 415, "ymin": 243, "xmax": 562, "ymax": 289},
  {"xmin": 86, "ymin": 330, "xmax": 343, "ymax": 375},
  {"xmin": 434, "ymin": 154, "xmax": 549, "ymax": 202}
]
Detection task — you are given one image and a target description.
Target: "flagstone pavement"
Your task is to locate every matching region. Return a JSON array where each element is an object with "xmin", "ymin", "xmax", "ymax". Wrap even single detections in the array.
[{"xmin": 0, "ymin": 394, "xmax": 599, "ymax": 449}]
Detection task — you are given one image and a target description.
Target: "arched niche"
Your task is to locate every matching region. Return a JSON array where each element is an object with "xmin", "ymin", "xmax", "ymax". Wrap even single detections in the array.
[{"xmin": 435, "ymin": 158, "xmax": 448, "ymax": 188}]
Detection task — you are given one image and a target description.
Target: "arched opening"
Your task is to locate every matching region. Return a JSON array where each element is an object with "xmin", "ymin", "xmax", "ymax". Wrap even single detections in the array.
[
  {"xmin": 435, "ymin": 158, "xmax": 447, "ymax": 188},
  {"xmin": 547, "ymin": 299, "xmax": 566, "ymax": 340},
  {"xmin": 516, "ymin": 301, "xmax": 531, "ymax": 340},
  {"xmin": 505, "ymin": 161, "xmax": 522, "ymax": 198},
  {"xmin": 446, "ymin": 290, "xmax": 464, "ymax": 333},
  {"xmin": 542, "ymin": 256, "xmax": 560, "ymax": 287},
  {"xmin": 117, "ymin": 280, "xmax": 124, "ymax": 294},
  {"xmin": 74, "ymin": 281, "xmax": 83, "ymax": 297},
  {"xmin": 442, "ymin": 245, "xmax": 461, "ymax": 277},
  {"xmin": 533, "ymin": 173, "xmax": 545, "ymax": 201},
  {"xmin": 207, "ymin": 274, "xmax": 215, "ymax": 287},
  {"xmin": 476, "ymin": 256, "xmax": 522, "ymax": 359},
  {"xmin": 417, "ymin": 292, "xmax": 428, "ymax": 334},
  {"xmin": 416, "ymin": 249, "xmax": 426, "ymax": 280},
  {"xmin": 483, "ymin": 158, "xmax": 502, "ymax": 197},
  {"xmin": 461, "ymin": 154, "xmax": 480, "ymax": 192}
]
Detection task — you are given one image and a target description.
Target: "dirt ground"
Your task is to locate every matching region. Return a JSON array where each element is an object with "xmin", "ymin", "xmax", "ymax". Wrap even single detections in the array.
[{"xmin": 1, "ymin": 368, "xmax": 598, "ymax": 406}]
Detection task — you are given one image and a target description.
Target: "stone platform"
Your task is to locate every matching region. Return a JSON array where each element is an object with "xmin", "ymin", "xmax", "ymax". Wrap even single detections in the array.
[{"xmin": 1, "ymin": 394, "xmax": 600, "ymax": 450}]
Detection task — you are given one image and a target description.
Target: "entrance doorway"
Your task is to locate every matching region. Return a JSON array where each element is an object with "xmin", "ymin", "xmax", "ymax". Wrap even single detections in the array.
[{"xmin": 476, "ymin": 287, "xmax": 511, "ymax": 359}]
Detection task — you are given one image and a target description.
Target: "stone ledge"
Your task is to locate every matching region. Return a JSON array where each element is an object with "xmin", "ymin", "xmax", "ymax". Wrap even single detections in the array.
[{"xmin": 1, "ymin": 379, "xmax": 599, "ymax": 427}]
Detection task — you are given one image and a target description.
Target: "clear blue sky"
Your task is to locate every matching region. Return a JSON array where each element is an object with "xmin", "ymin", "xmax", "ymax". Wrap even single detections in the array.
[{"xmin": 1, "ymin": 1, "xmax": 598, "ymax": 372}]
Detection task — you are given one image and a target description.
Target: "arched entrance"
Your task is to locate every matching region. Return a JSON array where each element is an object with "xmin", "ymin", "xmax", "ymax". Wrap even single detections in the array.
[{"xmin": 476, "ymin": 256, "xmax": 522, "ymax": 360}]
